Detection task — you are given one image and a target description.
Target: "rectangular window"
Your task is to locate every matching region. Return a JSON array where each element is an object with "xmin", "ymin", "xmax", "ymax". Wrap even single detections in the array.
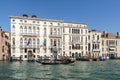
[
  {"xmin": 20, "ymin": 49, "xmax": 23, "ymax": 53},
  {"xmin": 5, "ymin": 41, "xmax": 7, "ymax": 46},
  {"xmin": 102, "ymin": 48, "xmax": 104, "ymax": 52},
  {"xmin": 20, "ymin": 55, "xmax": 23, "ymax": 58},
  {"xmin": 69, "ymin": 46, "xmax": 71, "ymax": 50},
  {"xmin": 86, "ymin": 46, "xmax": 87, "ymax": 50},
  {"xmin": 97, "ymin": 35, "xmax": 99, "ymax": 40},
  {"xmin": 69, "ymin": 36, "xmax": 71, "ymax": 42},
  {"xmin": 116, "ymin": 40, "xmax": 117, "ymax": 46},
  {"xmin": 12, "ymin": 48, "xmax": 15, "ymax": 53},
  {"xmin": 58, "ymin": 39, "xmax": 60, "ymax": 47},
  {"xmin": 63, "ymin": 28, "xmax": 65, "ymax": 33},
  {"xmin": 106, "ymin": 40, "xmax": 109, "ymax": 46},
  {"xmin": 86, "ymin": 30, "xmax": 87, "ymax": 34},
  {"xmin": 44, "ymin": 28, "xmax": 46, "ymax": 36},
  {"xmin": 69, "ymin": 52, "xmax": 71, "ymax": 57},
  {"xmin": 81, "ymin": 46, "xmax": 83, "ymax": 50},
  {"xmin": 50, "ymin": 28, "xmax": 52, "ymax": 35},
  {"xmin": 63, "ymin": 46, "xmax": 65, "ymax": 50},
  {"xmin": 88, "ymin": 36, "xmax": 90, "ymax": 40},
  {"xmin": 102, "ymin": 40, "xmax": 104, "ymax": 46},
  {"xmin": 51, "ymin": 48, "xmax": 52, "ymax": 53},
  {"xmin": 81, "ymin": 29, "xmax": 83, "ymax": 34},
  {"xmin": 37, "ymin": 29, "xmax": 39, "ymax": 35},
  {"xmin": 81, "ymin": 36, "xmax": 83, "ymax": 42},
  {"xmin": 25, "ymin": 55, "xmax": 27, "ymax": 58},
  {"xmin": 25, "ymin": 48, "xmax": 27, "ymax": 53},
  {"xmin": 72, "ymin": 29, "xmax": 73, "ymax": 33},
  {"xmin": 33, "ymin": 48, "xmax": 36, "ymax": 53},
  {"xmin": 50, "ymin": 39, "xmax": 53, "ymax": 46},
  {"xmin": 106, "ymin": 48, "xmax": 108, "ymax": 51},
  {"xmin": 44, "ymin": 49, "xmax": 46, "ymax": 53},
  {"xmin": 2, "ymin": 46, "xmax": 4, "ymax": 53},
  {"xmin": 69, "ymin": 28, "xmax": 71, "ymax": 33},
  {"xmin": 37, "ymin": 49, "xmax": 40, "ymax": 53},
  {"xmin": 37, "ymin": 55, "xmax": 40, "ymax": 58}
]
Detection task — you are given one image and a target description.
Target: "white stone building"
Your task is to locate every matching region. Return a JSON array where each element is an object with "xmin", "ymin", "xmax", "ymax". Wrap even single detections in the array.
[
  {"xmin": 62, "ymin": 22, "xmax": 88, "ymax": 58},
  {"xmin": 10, "ymin": 14, "xmax": 88, "ymax": 60},
  {"xmin": 88, "ymin": 30, "xmax": 102, "ymax": 59}
]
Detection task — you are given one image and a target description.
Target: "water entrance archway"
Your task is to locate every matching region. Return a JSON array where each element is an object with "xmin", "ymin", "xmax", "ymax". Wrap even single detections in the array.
[{"xmin": 28, "ymin": 50, "xmax": 33, "ymax": 61}]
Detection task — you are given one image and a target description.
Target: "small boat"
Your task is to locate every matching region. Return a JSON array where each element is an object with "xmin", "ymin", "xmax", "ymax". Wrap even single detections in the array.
[
  {"xmin": 39, "ymin": 58, "xmax": 75, "ymax": 65},
  {"xmin": 41, "ymin": 61, "xmax": 69, "ymax": 65},
  {"xmin": 80, "ymin": 56, "xmax": 91, "ymax": 61}
]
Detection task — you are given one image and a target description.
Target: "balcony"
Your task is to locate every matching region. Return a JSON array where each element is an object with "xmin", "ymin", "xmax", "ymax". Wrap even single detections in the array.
[
  {"xmin": 20, "ymin": 45, "xmax": 40, "ymax": 49},
  {"xmin": 97, "ymin": 40, "xmax": 101, "ymax": 43},
  {"xmin": 49, "ymin": 34, "xmax": 62, "ymax": 38},
  {"xmin": 20, "ymin": 33, "xmax": 39, "ymax": 37},
  {"xmin": 69, "ymin": 42, "xmax": 83, "ymax": 45},
  {"xmin": 11, "ymin": 45, "xmax": 15, "ymax": 48},
  {"xmin": 93, "ymin": 49, "xmax": 101, "ymax": 52},
  {"xmin": 49, "ymin": 46, "xmax": 61, "ymax": 50},
  {"xmin": 109, "ymin": 44, "xmax": 116, "ymax": 47},
  {"xmin": 92, "ymin": 40, "xmax": 101, "ymax": 43},
  {"xmin": 92, "ymin": 40, "xmax": 97, "ymax": 43},
  {"xmin": 109, "ymin": 48, "xmax": 116, "ymax": 52}
]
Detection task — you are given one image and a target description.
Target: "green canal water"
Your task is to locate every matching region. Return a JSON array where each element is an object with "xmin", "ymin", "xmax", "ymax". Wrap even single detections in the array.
[{"xmin": 0, "ymin": 60, "xmax": 120, "ymax": 80}]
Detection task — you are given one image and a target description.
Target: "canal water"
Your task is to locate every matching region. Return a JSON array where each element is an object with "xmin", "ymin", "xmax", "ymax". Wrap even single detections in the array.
[{"xmin": 0, "ymin": 60, "xmax": 120, "ymax": 80}]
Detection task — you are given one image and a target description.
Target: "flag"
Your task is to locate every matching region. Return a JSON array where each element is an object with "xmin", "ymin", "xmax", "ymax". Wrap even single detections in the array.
[{"xmin": 27, "ymin": 39, "xmax": 31, "ymax": 46}]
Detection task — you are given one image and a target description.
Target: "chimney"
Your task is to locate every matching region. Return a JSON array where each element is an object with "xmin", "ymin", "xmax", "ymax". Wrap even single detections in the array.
[
  {"xmin": 103, "ymin": 31, "xmax": 107, "ymax": 37},
  {"xmin": 0, "ymin": 26, "xmax": 2, "ymax": 31},
  {"xmin": 22, "ymin": 14, "xmax": 28, "ymax": 18},
  {"xmin": 117, "ymin": 32, "xmax": 120, "ymax": 38},
  {"xmin": 32, "ymin": 15, "xmax": 37, "ymax": 18}
]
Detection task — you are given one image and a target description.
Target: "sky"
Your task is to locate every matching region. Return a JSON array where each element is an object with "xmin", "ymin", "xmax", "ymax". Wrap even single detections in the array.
[{"xmin": 0, "ymin": 0, "xmax": 120, "ymax": 34}]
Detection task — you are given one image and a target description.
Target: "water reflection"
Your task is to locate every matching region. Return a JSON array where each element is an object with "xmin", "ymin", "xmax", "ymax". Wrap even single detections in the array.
[{"xmin": 0, "ymin": 60, "xmax": 120, "ymax": 80}]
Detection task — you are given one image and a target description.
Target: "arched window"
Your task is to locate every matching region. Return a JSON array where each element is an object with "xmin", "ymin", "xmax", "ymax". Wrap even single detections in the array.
[
  {"xmin": 24, "ymin": 38, "xmax": 27, "ymax": 45},
  {"xmin": 2, "ymin": 46, "xmax": 4, "ymax": 53},
  {"xmin": 44, "ymin": 28, "xmax": 46, "ymax": 36},
  {"xmin": 33, "ymin": 27, "xmax": 35, "ymax": 34},
  {"xmin": 24, "ymin": 26, "xmax": 27, "ymax": 33},
  {"xmin": 13, "ymin": 38, "xmax": 15, "ymax": 45},
  {"xmin": 50, "ymin": 28, "xmax": 52, "ymax": 35},
  {"xmin": 81, "ymin": 29, "xmax": 83, "ymax": 34},
  {"xmin": 86, "ymin": 36, "xmax": 87, "ymax": 43},
  {"xmin": 20, "ymin": 38, "xmax": 23, "ymax": 45},
  {"xmin": 37, "ymin": 27, "xmax": 39, "ymax": 35},
  {"xmin": 12, "ymin": 25, "xmax": 15, "ymax": 32},
  {"xmin": 86, "ymin": 29, "xmax": 87, "ymax": 34},
  {"xmin": 97, "ymin": 35, "xmax": 99, "ymax": 40},
  {"xmin": 54, "ymin": 39, "xmax": 56, "ymax": 46},
  {"xmin": 58, "ymin": 28, "xmax": 60, "ymax": 35},
  {"xmin": 20, "ymin": 26, "xmax": 23, "ymax": 33},
  {"xmin": 54, "ymin": 28, "xmax": 57, "ymax": 35},
  {"xmin": 93, "ymin": 35, "xmax": 95, "ymax": 39},
  {"xmin": 81, "ymin": 36, "xmax": 83, "ymax": 42},
  {"xmin": 69, "ymin": 36, "xmax": 71, "ymax": 42},
  {"xmin": 43, "ymin": 39, "xmax": 46, "ymax": 46},
  {"xmin": 37, "ymin": 39, "xmax": 39, "ymax": 45},
  {"xmin": 28, "ymin": 26, "xmax": 31, "ymax": 33},
  {"xmin": 33, "ymin": 39, "xmax": 36, "ymax": 46}
]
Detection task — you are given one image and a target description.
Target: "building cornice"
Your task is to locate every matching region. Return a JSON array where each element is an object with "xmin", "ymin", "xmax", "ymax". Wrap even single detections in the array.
[{"xmin": 10, "ymin": 16, "xmax": 64, "ymax": 22}]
